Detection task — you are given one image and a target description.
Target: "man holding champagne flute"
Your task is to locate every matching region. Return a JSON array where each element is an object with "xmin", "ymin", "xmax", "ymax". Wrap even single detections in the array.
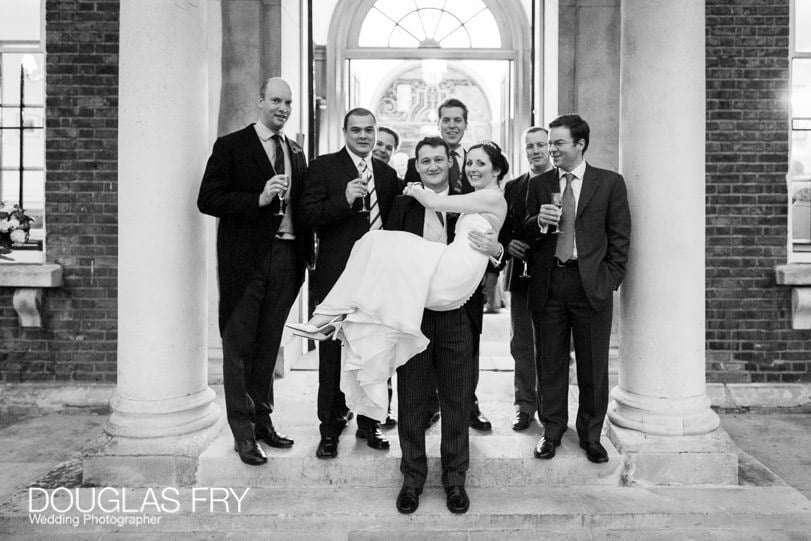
[
  {"xmin": 499, "ymin": 126, "xmax": 554, "ymax": 431},
  {"xmin": 300, "ymin": 108, "xmax": 401, "ymax": 458},
  {"xmin": 198, "ymin": 77, "xmax": 313, "ymax": 465},
  {"xmin": 523, "ymin": 114, "xmax": 631, "ymax": 463}
]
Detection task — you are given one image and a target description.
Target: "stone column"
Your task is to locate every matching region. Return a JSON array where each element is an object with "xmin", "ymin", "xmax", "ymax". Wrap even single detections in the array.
[
  {"xmin": 83, "ymin": 0, "xmax": 223, "ymax": 486},
  {"xmin": 607, "ymin": 0, "xmax": 737, "ymax": 484}
]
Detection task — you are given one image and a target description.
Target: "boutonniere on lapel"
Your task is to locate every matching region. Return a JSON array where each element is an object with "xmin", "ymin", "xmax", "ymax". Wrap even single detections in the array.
[{"xmin": 289, "ymin": 141, "xmax": 303, "ymax": 156}]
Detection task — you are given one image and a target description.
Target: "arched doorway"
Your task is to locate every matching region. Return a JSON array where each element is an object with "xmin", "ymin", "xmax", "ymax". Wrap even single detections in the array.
[{"xmin": 318, "ymin": 0, "xmax": 533, "ymax": 167}]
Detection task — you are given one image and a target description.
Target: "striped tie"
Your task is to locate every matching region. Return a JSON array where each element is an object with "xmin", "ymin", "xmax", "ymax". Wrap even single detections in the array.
[{"xmin": 359, "ymin": 159, "xmax": 381, "ymax": 230}]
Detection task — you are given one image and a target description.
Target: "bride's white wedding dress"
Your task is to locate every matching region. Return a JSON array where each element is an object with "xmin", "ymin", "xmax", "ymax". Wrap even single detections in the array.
[{"xmin": 315, "ymin": 213, "xmax": 491, "ymax": 422}]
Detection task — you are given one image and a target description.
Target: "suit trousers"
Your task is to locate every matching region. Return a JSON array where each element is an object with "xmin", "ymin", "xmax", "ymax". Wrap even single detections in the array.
[
  {"xmin": 222, "ymin": 239, "xmax": 302, "ymax": 441},
  {"xmin": 532, "ymin": 265, "xmax": 611, "ymax": 444},
  {"xmin": 510, "ymin": 277, "xmax": 540, "ymax": 416},
  {"xmin": 317, "ymin": 340, "xmax": 351, "ymax": 437},
  {"xmin": 397, "ymin": 308, "xmax": 475, "ymax": 489}
]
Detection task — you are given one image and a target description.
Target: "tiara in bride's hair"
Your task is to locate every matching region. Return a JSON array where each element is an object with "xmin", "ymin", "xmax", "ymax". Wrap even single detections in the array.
[{"xmin": 479, "ymin": 139, "xmax": 501, "ymax": 152}]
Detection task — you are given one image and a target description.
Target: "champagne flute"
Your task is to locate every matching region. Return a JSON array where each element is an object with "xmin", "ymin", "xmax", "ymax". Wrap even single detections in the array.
[
  {"xmin": 357, "ymin": 175, "xmax": 370, "ymax": 214},
  {"xmin": 274, "ymin": 174, "xmax": 289, "ymax": 217},
  {"xmin": 519, "ymin": 257, "xmax": 531, "ymax": 278},
  {"xmin": 550, "ymin": 192, "xmax": 562, "ymax": 234}
]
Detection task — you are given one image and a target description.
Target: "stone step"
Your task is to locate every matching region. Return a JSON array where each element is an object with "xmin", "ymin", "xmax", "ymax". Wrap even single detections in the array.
[
  {"xmin": 4, "ymin": 486, "xmax": 810, "ymax": 539},
  {"xmin": 199, "ymin": 370, "xmax": 623, "ymax": 488},
  {"xmin": 197, "ymin": 423, "xmax": 623, "ymax": 488}
]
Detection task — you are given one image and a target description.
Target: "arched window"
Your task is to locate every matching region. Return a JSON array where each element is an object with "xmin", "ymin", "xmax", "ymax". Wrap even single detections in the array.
[{"xmin": 358, "ymin": 0, "xmax": 501, "ymax": 49}]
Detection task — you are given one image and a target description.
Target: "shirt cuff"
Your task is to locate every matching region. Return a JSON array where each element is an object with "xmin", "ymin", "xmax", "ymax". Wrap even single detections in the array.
[{"xmin": 489, "ymin": 243, "xmax": 504, "ymax": 266}]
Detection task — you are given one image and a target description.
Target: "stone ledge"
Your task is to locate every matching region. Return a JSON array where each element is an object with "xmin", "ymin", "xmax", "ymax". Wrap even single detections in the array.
[
  {"xmin": 0, "ymin": 263, "xmax": 63, "ymax": 288},
  {"xmin": 774, "ymin": 264, "xmax": 811, "ymax": 328},
  {"xmin": 707, "ymin": 383, "xmax": 811, "ymax": 409}
]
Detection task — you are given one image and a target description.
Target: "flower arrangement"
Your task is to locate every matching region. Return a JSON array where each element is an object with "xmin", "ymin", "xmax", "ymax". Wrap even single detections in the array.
[{"xmin": 0, "ymin": 202, "xmax": 35, "ymax": 254}]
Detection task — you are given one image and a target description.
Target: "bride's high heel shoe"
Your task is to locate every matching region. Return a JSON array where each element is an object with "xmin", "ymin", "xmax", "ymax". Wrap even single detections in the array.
[{"xmin": 286, "ymin": 315, "xmax": 344, "ymax": 341}]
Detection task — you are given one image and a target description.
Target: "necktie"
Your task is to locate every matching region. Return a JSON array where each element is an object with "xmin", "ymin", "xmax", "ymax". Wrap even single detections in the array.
[
  {"xmin": 555, "ymin": 173, "xmax": 576, "ymax": 262},
  {"xmin": 359, "ymin": 159, "xmax": 381, "ymax": 230},
  {"xmin": 449, "ymin": 151, "xmax": 462, "ymax": 193},
  {"xmin": 271, "ymin": 134, "xmax": 285, "ymax": 175},
  {"xmin": 436, "ymin": 211, "xmax": 444, "ymax": 227}
]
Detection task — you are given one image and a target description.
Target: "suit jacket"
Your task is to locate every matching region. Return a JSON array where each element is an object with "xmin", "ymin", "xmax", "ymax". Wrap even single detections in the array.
[
  {"xmin": 300, "ymin": 147, "xmax": 400, "ymax": 300},
  {"xmin": 404, "ymin": 150, "xmax": 472, "ymax": 194},
  {"xmin": 523, "ymin": 164, "xmax": 631, "ymax": 312},
  {"xmin": 385, "ymin": 195, "xmax": 484, "ymax": 334},
  {"xmin": 501, "ymin": 172, "xmax": 537, "ymax": 292},
  {"xmin": 198, "ymin": 124, "xmax": 312, "ymax": 332}
]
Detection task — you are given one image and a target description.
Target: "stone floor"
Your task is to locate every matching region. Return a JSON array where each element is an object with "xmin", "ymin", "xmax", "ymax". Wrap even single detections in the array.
[{"xmin": 1, "ymin": 310, "xmax": 810, "ymax": 538}]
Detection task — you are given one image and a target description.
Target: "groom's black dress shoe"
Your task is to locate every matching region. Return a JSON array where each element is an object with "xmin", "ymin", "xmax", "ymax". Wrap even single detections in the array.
[
  {"xmin": 533, "ymin": 437, "xmax": 560, "ymax": 459},
  {"xmin": 316, "ymin": 436, "xmax": 339, "ymax": 459},
  {"xmin": 255, "ymin": 427, "xmax": 294, "ymax": 448},
  {"xmin": 356, "ymin": 426, "xmax": 390, "ymax": 450},
  {"xmin": 395, "ymin": 485, "xmax": 421, "ymax": 514},
  {"xmin": 580, "ymin": 441, "xmax": 609, "ymax": 463},
  {"xmin": 445, "ymin": 485, "xmax": 470, "ymax": 514},
  {"xmin": 233, "ymin": 439, "xmax": 267, "ymax": 466}
]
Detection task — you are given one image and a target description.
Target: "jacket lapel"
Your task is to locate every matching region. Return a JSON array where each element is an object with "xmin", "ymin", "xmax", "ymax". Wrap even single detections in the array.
[
  {"xmin": 576, "ymin": 164, "xmax": 599, "ymax": 219},
  {"xmin": 244, "ymin": 125, "xmax": 274, "ymax": 180}
]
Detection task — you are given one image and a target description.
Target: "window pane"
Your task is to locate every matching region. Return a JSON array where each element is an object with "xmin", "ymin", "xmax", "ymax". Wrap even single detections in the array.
[
  {"xmin": 796, "ymin": 0, "xmax": 811, "ymax": 52},
  {"xmin": 1, "ymin": 169, "xmax": 44, "ymax": 212},
  {"xmin": 0, "ymin": 109, "xmax": 45, "ymax": 168},
  {"xmin": 1, "ymin": 53, "xmax": 45, "ymax": 105},
  {"xmin": 793, "ymin": 59, "xmax": 811, "ymax": 118},
  {"xmin": 0, "ymin": 0, "xmax": 41, "ymax": 42},
  {"xmin": 791, "ymin": 130, "xmax": 811, "ymax": 178},
  {"xmin": 792, "ymin": 181, "xmax": 811, "ymax": 243},
  {"xmin": 358, "ymin": 0, "xmax": 500, "ymax": 49}
]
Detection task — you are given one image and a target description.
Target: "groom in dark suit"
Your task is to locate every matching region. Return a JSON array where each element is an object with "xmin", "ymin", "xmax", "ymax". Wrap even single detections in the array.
[
  {"xmin": 388, "ymin": 137, "xmax": 502, "ymax": 515},
  {"xmin": 300, "ymin": 108, "xmax": 400, "ymax": 459},
  {"xmin": 198, "ymin": 77, "xmax": 313, "ymax": 465},
  {"xmin": 524, "ymin": 114, "xmax": 631, "ymax": 464}
]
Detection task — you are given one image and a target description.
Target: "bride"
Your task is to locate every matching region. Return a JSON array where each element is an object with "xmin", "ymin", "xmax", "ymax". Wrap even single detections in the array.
[{"xmin": 288, "ymin": 140, "xmax": 508, "ymax": 422}]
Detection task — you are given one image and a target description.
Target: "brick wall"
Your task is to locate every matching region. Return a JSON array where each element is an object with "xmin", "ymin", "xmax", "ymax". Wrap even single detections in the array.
[
  {"xmin": 0, "ymin": 0, "xmax": 119, "ymax": 382},
  {"xmin": 705, "ymin": 0, "xmax": 811, "ymax": 383}
]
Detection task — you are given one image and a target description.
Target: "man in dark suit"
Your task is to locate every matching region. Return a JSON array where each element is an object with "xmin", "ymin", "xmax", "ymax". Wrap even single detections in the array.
[
  {"xmin": 198, "ymin": 77, "xmax": 312, "ymax": 465},
  {"xmin": 300, "ymin": 108, "xmax": 400, "ymax": 459},
  {"xmin": 499, "ymin": 126, "xmax": 554, "ymax": 431},
  {"xmin": 524, "ymin": 114, "xmax": 630, "ymax": 463},
  {"xmin": 388, "ymin": 136, "xmax": 502, "ymax": 515},
  {"xmin": 403, "ymin": 98, "xmax": 492, "ymax": 432}
]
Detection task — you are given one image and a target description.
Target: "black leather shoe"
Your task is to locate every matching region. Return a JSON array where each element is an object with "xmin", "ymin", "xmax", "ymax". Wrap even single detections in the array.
[
  {"xmin": 381, "ymin": 412, "xmax": 397, "ymax": 429},
  {"xmin": 580, "ymin": 441, "xmax": 609, "ymax": 463},
  {"xmin": 445, "ymin": 485, "xmax": 470, "ymax": 514},
  {"xmin": 233, "ymin": 439, "xmax": 267, "ymax": 466},
  {"xmin": 395, "ymin": 485, "xmax": 421, "ymax": 514},
  {"xmin": 533, "ymin": 437, "xmax": 560, "ymax": 459},
  {"xmin": 316, "ymin": 435, "xmax": 339, "ymax": 459},
  {"xmin": 255, "ymin": 427, "xmax": 294, "ymax": 448},
  {"xmin": 424, "ymin": 411, "xmax": 440, "ymax": 430},
  {"xmin": 470, "ymin": 411, "xmax": 492, "ymax": 432},
  {"xmin": 356, "ymin": 426, "xmax": 390, "ymax": 450},
  {"xmin": 512, "ymin": 411, "xmax": 531, "ymax": 431}
]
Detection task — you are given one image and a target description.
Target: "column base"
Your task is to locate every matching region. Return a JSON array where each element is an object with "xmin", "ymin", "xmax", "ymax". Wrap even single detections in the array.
[
  {"xmin": 608, "ymin": 386, "xmax": 720, "ymax": 435},
  {"xmin": 607, "ymin": 422, "xmax": 738, "ymax": 486},
  {"xmin": 83, "ymin": 388, "xmax": 225, "ymax": 486}
]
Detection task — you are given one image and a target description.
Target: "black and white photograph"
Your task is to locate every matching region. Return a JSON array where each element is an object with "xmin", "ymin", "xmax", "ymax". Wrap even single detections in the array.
[{"xmin": 1, "ymin": 0, "xmax": 810, "ymax": 539}]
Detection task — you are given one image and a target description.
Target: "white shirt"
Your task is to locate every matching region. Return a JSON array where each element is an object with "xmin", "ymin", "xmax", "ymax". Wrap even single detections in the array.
[
  {"xmin": 423, "ymin": 187, "xmax": 449, "ymax": 243},
  {"xmin": 558, "ymin": 160, "xmax": 586, "ymax": 260},
  {"xmin": 346, "ymin": 148, "xmax": 374, "ymax": 182},
  {"xmin": 538, "ymin": 160, "xmax": 587, "ymax": 259},
  {"xmin": 255, "ymin": 119, "xmax": 295, "ymax": 238}
]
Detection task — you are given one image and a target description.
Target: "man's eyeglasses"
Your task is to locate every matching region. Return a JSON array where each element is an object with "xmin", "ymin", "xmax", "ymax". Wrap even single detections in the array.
[{"xmin": 548, "ymin": 140, "xmax": 574, "ymax": 148}]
